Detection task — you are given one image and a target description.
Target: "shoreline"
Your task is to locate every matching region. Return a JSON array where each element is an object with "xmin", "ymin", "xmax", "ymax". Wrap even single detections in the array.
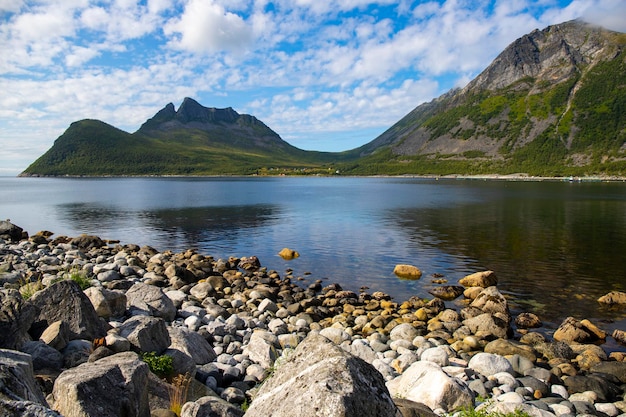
[
  {"xmin": 2, "ymin": 221, "xmax": 626, "ymax": 416},
  {"xmin": 12, "ymin": 173, "xmax": 626, "ymax": 182}
]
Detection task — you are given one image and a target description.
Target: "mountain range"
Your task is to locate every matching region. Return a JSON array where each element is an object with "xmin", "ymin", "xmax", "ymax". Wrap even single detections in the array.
[{"xmin": 21, "ymin": 20, "xmax": 626, "ymax": 177}]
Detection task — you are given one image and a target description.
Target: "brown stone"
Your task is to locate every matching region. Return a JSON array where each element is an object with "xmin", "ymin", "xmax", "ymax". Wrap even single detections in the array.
[{"xmin": 459, "ymin": 270, "xmax": 497, "ymax": 288}]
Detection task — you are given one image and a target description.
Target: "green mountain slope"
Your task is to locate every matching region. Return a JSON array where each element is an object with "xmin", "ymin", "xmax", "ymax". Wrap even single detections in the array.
[
  {"xmin": 340, "ymin": 20, "xmax": 626, "ymax": 176},
  {"xmin": 22, "ymin": 98, "xmax": 348, "ymax": 176},
  {"xmin": 21, "ymin": 21, "xmax": 626, "ymax": 177}
]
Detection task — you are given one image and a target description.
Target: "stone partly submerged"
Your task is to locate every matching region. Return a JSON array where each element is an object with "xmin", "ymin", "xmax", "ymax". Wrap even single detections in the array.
[
  {"xmin": 393, "ymin": 264, "xmax": 422, "ymax": 279},
  {"xmin": 277, "ymin": 247, "xmax": 299, "ymax": 260},
  {"xmin": 0, "ymin": 222, "xmax": 626, "ymax": 417}
]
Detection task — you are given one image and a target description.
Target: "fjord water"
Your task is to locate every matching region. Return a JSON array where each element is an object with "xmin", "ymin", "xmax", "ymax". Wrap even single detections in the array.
[{"xmin": 3, "ymin": 176, "xmax": 626, "ymax": 335}]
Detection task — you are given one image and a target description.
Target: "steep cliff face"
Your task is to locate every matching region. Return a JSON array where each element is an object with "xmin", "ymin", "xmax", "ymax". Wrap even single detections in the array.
[
  {"xmin": 464, "ymin": 21, "xmax": 612, "ymax": 93},
  {"xmin": 361, "ymin": 20, "xmax": 626, "ymax": 172}
]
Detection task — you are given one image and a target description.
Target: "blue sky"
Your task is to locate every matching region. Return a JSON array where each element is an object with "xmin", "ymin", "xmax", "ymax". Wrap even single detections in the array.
[{"xmin": 1, "ymin": 0, "xmax": 625, "ymax": 175}]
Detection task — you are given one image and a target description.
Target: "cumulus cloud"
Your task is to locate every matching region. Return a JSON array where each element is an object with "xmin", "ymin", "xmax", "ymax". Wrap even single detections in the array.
[
  {"xmin": 580, "ymin": 0, "xmax": 626, "ymax": 31},
  {"xmin": 1, "ymin": 0, "xmax": 624, "ymax": 172},
  {"xmin": 164, "ymin": 0, "xmax": 253, "ymax": 53}
]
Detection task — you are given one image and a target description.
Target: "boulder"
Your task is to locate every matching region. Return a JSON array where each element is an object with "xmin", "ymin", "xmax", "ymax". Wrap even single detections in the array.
[
  {"xmin": 118, "ymin": 316, "xmax": 171, "ymax": 354},
  {"xmin": 278, "ymin": 248, "xmax": 299, "ymax": 260},
  {"xmin": 61, "ymin": 339, "xmax": 92, "ymax": 368},
  {"xmin": 390, "ymin": 323, "xmax": 420, "ymax": 342},
  {"xmin": 52, "ymin": 351, "xmax": 150, "ymax": 417},
  {"xmin": 167, "ymin": 326, "xmax": 216, "ymax": 365},
  {"xmin": 463, "ymin": 313, "xmax": 510, "ymax": 339},
  {"xmin": 387, "ymin": 360, "xmax": 474, "ymax": 412},
  {"xmin": 245, "ymin": 332, "xmax": 401, "ymax": 417},
  {"xmin": 242, "ymin": 330, "xmax": 279, "ymax": 369},
  {"xmin": 68, "ymin": 235, "xmax": 105, "ymax": 250},
  {"xmin": 20, "ymin": 341, "xmax": 63, "ymax": 371},
  {"xmin": 126, "ymin": 282, "xmax": 176, "ymax": 321},
  {"xmin": 0, "ymin": 401, "xmax": 62, "ymax": 417},
  {"xmin": 393, "ymin": 398, "xmax": 438, "ymax": 417},
  {"xmin": 459, "ymin": 270, "xmax": 497, "ymax": 288},
  {"xmin": 515, "ymin": 312, "xmax": 543, "ymax": 329},
  {"xmin": 534, "ymin": 341, "xmax": 575, "ymax": 361},
  {"xmin": 553, "ymin": 317, "xmax": 604, "ymax": 343},
  {"xmin": 0, "ymin": 349, "xmax": 49, "ymax": 405},
  {"xmin": 0, "ymin": 221, "xmax": 24, "ymax": 242},
  {"xmin": 26, "ymin": 280, "xmax": 107, "ymax": 341},
  {"xmin": 563, "ymin": 374, "xmax": 622, "ymax": 402},
  {"xmin": 467, "ymin": 352, "xmax": 514, "ymax": 377},
  {"xmin": 428, "ymin": 286, "xmax": 464, "ymax": 301},
  {"xmin": 484, "ymin": 339, "xmax": 537, "ymax": 362},
  {"xmin": 393, "ymin": 264, "xmax": 422, "ymax": 279},
  {"xmin": 181, "ymin": 395, "xmax": 244, "ymax": 417},
  {"xmin": 470, "ymin": 286, "xmax": 509, "ymax": 317},
  {"xmin": 591, "ymin": 360, "xmax": 626, "ymax": 383},
  {"xmin": 39, "ymin": 320, "xmax": 70, "ymax": 351},
  {"xmin": 84, "ymin": 287, "xmax": 127, "ymax": 319},
  {"xmin": 0, "ymin": 288, "xmax": 38, "ymax": 349},
  {"xmin": 597, "ymin": 291, "xmax": 626, "ymax": 305}
]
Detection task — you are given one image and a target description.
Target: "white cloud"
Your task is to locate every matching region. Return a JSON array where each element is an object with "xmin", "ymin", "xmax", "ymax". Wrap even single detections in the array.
[
  {"xmin": 164, "ymin": 0, "xmax": 253, "ymax": 53},
  {"xmin": 1, "ymin": 0, "xmax": 624, "ymax": 172},
  {"xmin": 0, "ymin": 0, "xmax": 24, "ymax": 13},
  {"xmin": 581, "ymin": 0, "xmax": 626, "ymax": 32}
]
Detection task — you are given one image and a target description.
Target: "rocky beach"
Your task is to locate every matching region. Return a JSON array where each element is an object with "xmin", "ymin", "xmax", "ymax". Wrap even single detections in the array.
[{"xmin": 1, "ymin": 220, "xmax": 626, "ymax": 417}]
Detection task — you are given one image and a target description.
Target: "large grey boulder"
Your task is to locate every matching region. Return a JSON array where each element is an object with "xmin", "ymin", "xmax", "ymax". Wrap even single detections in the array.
[
  {"xmin": 0, "ymin": 288, "xmax": 37, "ymax": 349},
  {"xmin": 243, "ymin": 330, "xmax": 279, "ymax": 369},
  {"xmin": 386, "ymin": 360, "xmax": 474, "ymax": 412},
  {"xmin": 0, "ymin": 349, "xmax": 49, "ymax": 405},
  {"xmin": 84, "ymin": 286, "xmax": 127, "ymax": 319},
  {"xmin": 118, "ymin": 316, "xmax": 171, "ymax": 354},
  {"xmin": 244, "ymin": 332, "xmax": 401, "ymax": 417},
  {"xmin": 168, "ymin": 326, "xmax": 216, "ymax": 365},
  {"xmin": 0, "ymin": 348, "xmax": 61, "ymax": 416},
  {"xmin": 20, "ymin": 341, "xmax": 63, "ymax": 371},
  {"xmin": 0, "ymin": 221, "xmax": 24, "ymax": 242},
  {"xmin": 26, "ymin": 280, "xmax": 107, "ymax": 341},
  {"xmin": 52, "ymin": 351, "xmax": 150, "ymax": 417},
  {"xmin": 468, "ymin": 352, "xmax": 514, "ymax": 377},
  {"xmin": 126, "ymin": 282, "xmax": 176, "ymax": 321}
]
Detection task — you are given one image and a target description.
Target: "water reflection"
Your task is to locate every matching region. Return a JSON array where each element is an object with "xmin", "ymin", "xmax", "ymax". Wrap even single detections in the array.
[
  {"xmin": 385, "ymin": 188, "xmax": 626, "ymax": 328},
  {"xmin": 57, "ymin": 202, "xmax": 281, "ymax": 254}
]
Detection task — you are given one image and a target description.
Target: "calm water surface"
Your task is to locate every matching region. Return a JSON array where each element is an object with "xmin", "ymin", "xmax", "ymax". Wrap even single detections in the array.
[{"xmin": 2, "ymin": 176, "xmax": 626, "ymax": 339}]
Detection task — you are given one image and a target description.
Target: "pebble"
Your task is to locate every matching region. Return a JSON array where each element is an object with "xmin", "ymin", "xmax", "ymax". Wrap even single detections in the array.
[{"xmin": 1, "ymin": 227, "xmax": 626, "ymax": 417}]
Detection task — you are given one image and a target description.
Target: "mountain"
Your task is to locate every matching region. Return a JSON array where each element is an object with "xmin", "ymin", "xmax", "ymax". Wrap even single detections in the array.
[
  {"xmin": 21, "ymin": 20, "xmax": 626, "ymax": 177},
  {"xmin": 344, "ymin": 20, "xmax": 626, "ymax": 176},
  {"xmin": 21, "ymin": 98, "xmax": 344, "ymax": 176}
]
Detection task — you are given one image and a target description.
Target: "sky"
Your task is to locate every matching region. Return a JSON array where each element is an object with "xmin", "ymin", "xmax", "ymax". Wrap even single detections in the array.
[{"xmin": 1, "ymin": 0, "xmax": 625, "ymax": 175}]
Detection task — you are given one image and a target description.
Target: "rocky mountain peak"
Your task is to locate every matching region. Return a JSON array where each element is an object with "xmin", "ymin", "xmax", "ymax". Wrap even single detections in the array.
[
  {"xmin": 137, "ymin": 98, "xmax": 245, "ymax": 133},
  {"xmin": 463, "ymin": 20, "xmax": 618, "ymax": 94},
  {"xmin": 175, "ymin": 97, "xmax": 239, "ymax": 124}
]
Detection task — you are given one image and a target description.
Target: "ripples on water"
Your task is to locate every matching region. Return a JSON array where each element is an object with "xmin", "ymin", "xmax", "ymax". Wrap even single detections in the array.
[{"xmin": 2, "ymin": 176, "xmax": 626, "ymax": 335}]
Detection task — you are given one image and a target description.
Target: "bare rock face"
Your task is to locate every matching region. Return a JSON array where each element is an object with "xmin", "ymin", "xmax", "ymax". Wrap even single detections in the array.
[
  {"xmin": 26, "ymin": 280, "xmax": 107, "ymax": 342},
  {"xmin": 244, "ymin": 332, "xmax": 401, "ymax": 417},
  {"xmin": 464, "ymin": 20, "xmax": 615, "ymax": 93},
  {"xmin": 52, "ymin": 351, "xmax": 150, "ymax": 417}
]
